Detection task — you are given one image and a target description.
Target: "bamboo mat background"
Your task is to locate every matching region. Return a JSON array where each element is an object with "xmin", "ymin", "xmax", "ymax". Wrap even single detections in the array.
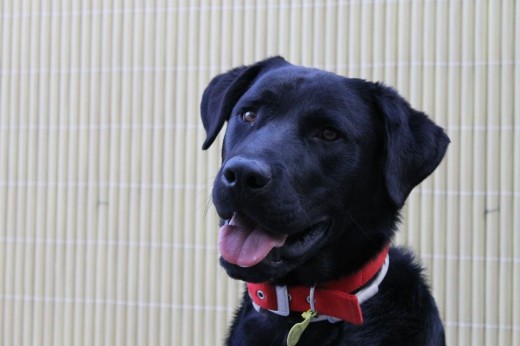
[{"xmin": 0, "ymin": 1, "xmax": 518, "ymax": 345}]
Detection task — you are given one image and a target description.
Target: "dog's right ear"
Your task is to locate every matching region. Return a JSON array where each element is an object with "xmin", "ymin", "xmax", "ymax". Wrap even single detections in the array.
[{"xmin": 200, "ymin": 56, "xmax": 288, "ymax": 150}]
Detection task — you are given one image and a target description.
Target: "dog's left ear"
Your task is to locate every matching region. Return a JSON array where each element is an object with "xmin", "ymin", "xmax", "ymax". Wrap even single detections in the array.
[
  {"xmin": 200, "ymin": 56, "xmax": 288, "ymax": 150},
  {"xmin": 374, "ymin": 83, "xmax": 450, "ymax": 208}
]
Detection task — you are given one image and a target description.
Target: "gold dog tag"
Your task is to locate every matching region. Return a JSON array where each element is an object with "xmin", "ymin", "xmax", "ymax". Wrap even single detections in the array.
[{"xmin": 287, "ymin": 310, "xmax": 317, "ymax": 346}]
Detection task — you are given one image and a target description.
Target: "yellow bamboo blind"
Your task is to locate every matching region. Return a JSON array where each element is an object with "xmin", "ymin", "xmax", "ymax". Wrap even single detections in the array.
[{"xmin": 0, "ymin": 1, "xmax": 518, "ymax": 345}]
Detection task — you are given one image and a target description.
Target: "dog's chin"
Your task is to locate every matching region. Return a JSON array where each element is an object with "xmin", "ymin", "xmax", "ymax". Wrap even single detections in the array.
[{"xmin": 219, "ymin": 218, "xmax": 333, "ymax": 283}]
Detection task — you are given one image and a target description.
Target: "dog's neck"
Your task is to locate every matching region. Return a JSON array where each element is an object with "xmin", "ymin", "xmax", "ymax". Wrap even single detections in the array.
[{"xmin": 246, "ymin": 245, "xmax": 390, "ymax": 325}]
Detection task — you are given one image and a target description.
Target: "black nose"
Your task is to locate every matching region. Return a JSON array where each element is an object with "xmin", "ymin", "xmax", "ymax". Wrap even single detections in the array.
[{"xmin": 222, "ymin": 157, "xmax": 272, "ymax": 190}]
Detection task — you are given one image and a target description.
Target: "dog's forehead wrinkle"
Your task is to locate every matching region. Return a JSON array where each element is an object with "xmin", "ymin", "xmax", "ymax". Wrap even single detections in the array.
[{"xmin": 251, "ymin": 71, "xmax": 373, "ymax": 128}]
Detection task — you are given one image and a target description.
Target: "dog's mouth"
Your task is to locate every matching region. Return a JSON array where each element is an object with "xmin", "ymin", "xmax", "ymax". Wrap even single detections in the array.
[{"xmin": 218, "ymin": 212, "xmax": 331, "ymax": 268}]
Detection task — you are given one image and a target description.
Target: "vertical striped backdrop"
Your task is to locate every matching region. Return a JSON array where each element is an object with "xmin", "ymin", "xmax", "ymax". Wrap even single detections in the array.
[{"xmin": 1, "ymin": 1, "xmax": 518, "ymax": 345}]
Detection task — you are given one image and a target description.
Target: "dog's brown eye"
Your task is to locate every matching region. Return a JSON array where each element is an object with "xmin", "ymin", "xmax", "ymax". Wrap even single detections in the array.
[
  {"xmin": 241, "ymin": 111, "xmax": 257, "ymax": 123},
  {"xmin": 320, "ymin": 127, "xmax": 340, "ymax": 141}
]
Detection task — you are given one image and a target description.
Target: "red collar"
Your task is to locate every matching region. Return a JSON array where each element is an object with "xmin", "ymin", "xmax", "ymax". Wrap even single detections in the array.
[{"xmin": 247, "ymin": 246, "xmax": 390, "ymax": 325}]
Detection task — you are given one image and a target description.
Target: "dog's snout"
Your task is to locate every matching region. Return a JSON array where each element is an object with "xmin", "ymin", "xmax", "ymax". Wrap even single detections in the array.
[{"xmin": 222, "ymin": 157, "xmax": 272, "ymax": 190}]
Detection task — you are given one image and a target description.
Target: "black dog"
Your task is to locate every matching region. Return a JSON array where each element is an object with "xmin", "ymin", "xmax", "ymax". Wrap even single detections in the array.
[{"xmin": 201, "ymin": 57, "xmax": 449, "ymax": 345}]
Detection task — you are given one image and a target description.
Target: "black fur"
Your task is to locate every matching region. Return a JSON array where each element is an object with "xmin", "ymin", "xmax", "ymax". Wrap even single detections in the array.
[{"xmin": 201, "ymin": 57, "xmax": 449, "ymax": 345}]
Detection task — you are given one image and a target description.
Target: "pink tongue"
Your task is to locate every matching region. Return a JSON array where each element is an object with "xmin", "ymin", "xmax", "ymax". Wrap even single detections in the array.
[{"xmin": 218, "ymin": 214, "xmax": 287, "ymax": 268}]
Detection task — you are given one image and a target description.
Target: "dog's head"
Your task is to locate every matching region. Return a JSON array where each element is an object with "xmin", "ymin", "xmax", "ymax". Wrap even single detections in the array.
[{"xmin": 201, "ymin": 57, "xmax": 449, "ymax": 284}]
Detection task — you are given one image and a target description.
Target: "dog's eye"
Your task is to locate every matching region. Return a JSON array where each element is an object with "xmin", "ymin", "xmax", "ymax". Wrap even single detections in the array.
[
  {"xmin": 319, "ymin": 127, "xmax": 340, "ymax": 141},
  {"xmin": 240, "ymin": 111, "xmax": 257, "ymax": 123}
]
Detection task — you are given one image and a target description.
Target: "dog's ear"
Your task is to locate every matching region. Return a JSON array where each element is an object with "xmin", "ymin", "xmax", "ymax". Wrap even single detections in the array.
[
  {"xmin": 200, "ymin": 56, "xmax": 288, "ymax": 150},
  {"xmin": 374, "ymin": 83, "xmax": 450, "ymax": 208}
]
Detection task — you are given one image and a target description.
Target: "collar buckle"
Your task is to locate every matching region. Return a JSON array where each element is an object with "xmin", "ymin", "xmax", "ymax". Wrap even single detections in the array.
[
  {"xmin": 271, "ymin": 285, "xmax": 291, "ymax": 316},
  {"xmin": 252, "ymin": 285, "xmax": 290, "ymax": 316}
]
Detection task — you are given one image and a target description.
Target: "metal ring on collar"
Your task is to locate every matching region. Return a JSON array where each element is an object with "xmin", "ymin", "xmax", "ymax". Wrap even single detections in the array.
[{"xmin": 308, "ymin": 285, "xmax": 316, "ymax": 312}]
